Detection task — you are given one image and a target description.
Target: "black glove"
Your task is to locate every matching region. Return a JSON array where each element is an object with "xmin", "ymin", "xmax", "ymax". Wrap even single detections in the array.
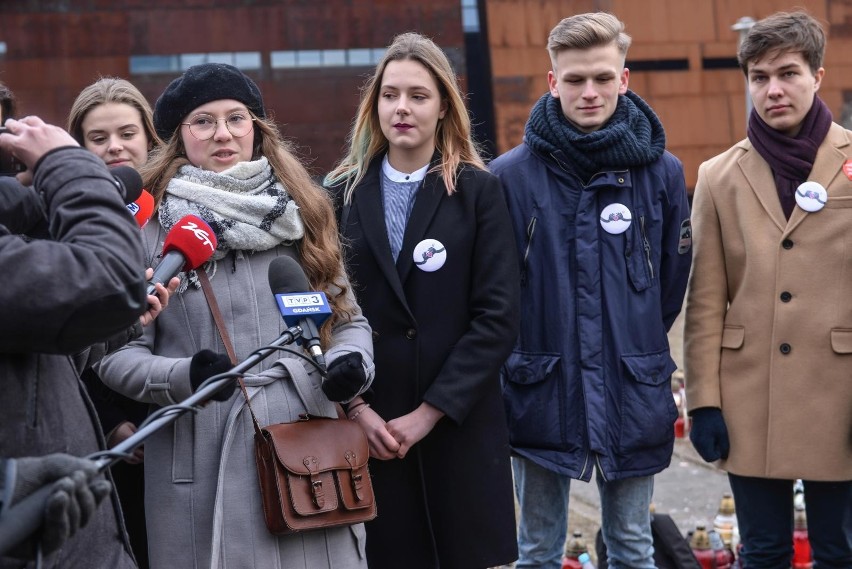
[
  {"xmin": 5, "ymin": 454, "xmax": 111, "ymax": 556},
  {"xmin": 322, "ymin": 352, "xmax": 366, "ymax": 403},
  {"xmin": 689, "ymin": 407, "xmax": 730, "ymax": 462},
  {"xmin": 189, "ymin": 349, "xmax": 234, "ymax": 402}
]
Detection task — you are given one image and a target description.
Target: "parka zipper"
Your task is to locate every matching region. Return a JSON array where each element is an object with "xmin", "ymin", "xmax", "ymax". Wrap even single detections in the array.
[
  {"xmin": 579, "ymin": 452, "xmax": 609, "ymax": 482},
  {"xmin": 521, "ymin": 216, "xmax": 537, "ymax": 286},
  {"xmin": 579, "ymin": 452, "xmax": 592, "ymax": 481},
  {"xmin": 639, "ymin": 215, "xmax": 655, "ymax": 280},
  {"xmin": 595, "ymin": 454, "xmax": 608, "ymax": 482}
]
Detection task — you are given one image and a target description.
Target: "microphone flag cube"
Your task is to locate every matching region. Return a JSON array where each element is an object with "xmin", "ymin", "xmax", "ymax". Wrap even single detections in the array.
[{"xmin": 274, "ymin": 291, "xmax": 332, "ymax": 329}]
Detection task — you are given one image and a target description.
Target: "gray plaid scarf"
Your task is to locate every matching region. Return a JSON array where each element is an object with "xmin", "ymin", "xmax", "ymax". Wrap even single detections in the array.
[{"xmin": 159, "ymin": 157, "xmax": 304, "ymax": 263}]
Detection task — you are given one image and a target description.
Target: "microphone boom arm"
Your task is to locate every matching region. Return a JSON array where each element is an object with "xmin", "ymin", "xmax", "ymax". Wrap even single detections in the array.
[
  {"xmin": 0, "ymin": 325, "xmax": 303, "ymax": 556},
  {"xmin": 99, "ymin": 325, "xmax": 302, "ymax": 469}
]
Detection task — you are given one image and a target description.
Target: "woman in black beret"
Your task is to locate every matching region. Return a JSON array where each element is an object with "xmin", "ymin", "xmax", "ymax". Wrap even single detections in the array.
[{"xmin": 97, "ymin": 63, "xmax": 375, "ymax": 569}]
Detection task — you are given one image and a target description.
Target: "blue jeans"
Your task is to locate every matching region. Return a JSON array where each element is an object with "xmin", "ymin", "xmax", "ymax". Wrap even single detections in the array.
[
  {"xmin": 728, "ymin": 474, "xmax": 852, "ymax": 569},
  {"xmin": 513, "ymin": 456, "xmax": 655, "ymax": 569}
]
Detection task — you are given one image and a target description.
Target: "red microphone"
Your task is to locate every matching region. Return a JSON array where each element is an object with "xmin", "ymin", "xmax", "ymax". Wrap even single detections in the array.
[
  {"xmin": 126, "ymin": 189, "xmax": 155, "ymax": 228},
  {"xmin": 146, "ymin": 215, "xmax": 217, "ymax": 295}
]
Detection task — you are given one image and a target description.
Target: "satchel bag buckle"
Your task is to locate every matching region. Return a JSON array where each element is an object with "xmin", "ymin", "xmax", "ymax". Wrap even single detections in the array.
[
  {"xmin": 303, "ymin": 455, "xmax": 325, "ymax": 508},
  {"xmin": 344, "ymin": 450, "xmax": 365, "ymax": 501}
]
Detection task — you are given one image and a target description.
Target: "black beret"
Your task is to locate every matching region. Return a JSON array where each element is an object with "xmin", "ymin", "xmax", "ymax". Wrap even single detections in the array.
[{"xmin": 153, "ymin": 63, "xmax": 266, "ymax": 141}]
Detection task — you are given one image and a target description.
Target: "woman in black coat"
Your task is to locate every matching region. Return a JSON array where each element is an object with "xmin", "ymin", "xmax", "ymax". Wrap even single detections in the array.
[{"xmin": 325, "ymin": 32, "xmax": 520, "ymax": 569}]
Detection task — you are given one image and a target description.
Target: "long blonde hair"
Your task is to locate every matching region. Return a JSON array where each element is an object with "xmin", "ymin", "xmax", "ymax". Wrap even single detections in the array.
[
  {"xmin": 67, "ymin": 77, "xmax": 163, "ymax": 149},
  {"xmin": 324, "ymin": 32, "xmax": 485, "ymax": 202},
  {"xmin": 141, "ymin": 114, "xmax": 353, "ymax": 345}
]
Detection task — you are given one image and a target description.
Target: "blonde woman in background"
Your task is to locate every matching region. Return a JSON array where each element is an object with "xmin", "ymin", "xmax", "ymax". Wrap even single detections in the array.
[
  {"xmin": 325, "ymin": 32, "xmax": 520, "ymax": 569},
  {"xmin": 68, "ymin": 77, "xmax": 172, "ymax": 568}
]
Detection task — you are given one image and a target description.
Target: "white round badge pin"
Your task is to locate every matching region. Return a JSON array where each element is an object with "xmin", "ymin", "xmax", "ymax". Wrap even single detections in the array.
[
  {"xmin": 599, "ymin": 203, "xmax": 632, "ymax": 235},
  {"xmin": 795, "ymin": 181, "xmax": 827, "ymax": 213},
  {"xmin": 413, "ymin": 239, "xmax": 447, "ymax": 272}
]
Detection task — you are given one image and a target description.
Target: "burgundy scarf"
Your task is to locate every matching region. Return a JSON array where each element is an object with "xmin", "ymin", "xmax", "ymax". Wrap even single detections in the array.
[{"xmin": 747, "ymin": 96, "xmax": 833, "ymax": 219}]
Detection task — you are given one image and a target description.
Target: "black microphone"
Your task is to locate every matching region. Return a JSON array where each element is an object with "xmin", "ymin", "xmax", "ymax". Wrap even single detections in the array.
[
  {"xmin": 0, "ymin": 167, "xmax": 142, "ymax": 238},
  {"xmin": 268, "ymin": 256, "xmax": 332, "ymax": 372},
  {"xmin": 110, "ymin": 165, "xmax": 143, "ymax": 204},
  {"xmin": 146, "ymin": 215, "xmax": 217, "ymax": 295}
]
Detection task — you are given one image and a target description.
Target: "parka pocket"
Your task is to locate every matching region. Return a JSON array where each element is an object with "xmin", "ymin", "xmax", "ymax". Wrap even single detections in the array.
[
  {"xmin": 618, "ymin": 350, "xmax": 678, "ymax": 453},
  {"xmin": 501, "ymin": 350, "xmax": 567, "ymax": 450},
  {"xmin": 622, "ymin": 214, "xmax": 654, "ymax": 292}
]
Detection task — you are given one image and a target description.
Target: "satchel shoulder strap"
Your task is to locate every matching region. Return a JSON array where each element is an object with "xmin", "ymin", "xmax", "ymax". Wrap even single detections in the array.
[
  {"xmin": 197, "ymin": 268, "xmax": 236, "ymax": 364},
  {"xmin": 198, "ymin": 265, "xmax": 341, "ymax": 429},
  {"xmin": 197, "ymin": 267, "xmax": 265, "ymax": 439}
]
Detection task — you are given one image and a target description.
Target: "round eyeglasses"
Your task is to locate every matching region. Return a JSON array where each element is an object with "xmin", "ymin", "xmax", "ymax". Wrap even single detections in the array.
[{"xmin": 181, "ymin": 112, "xmax": 256, "ymax": 141}]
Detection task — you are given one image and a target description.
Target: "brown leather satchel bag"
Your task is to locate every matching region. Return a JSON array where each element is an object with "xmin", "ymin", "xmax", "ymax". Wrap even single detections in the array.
[
  {"xmin": 199, "ymin": 269, "xmax": 376, "ymax": 535},
  {"xmin": 253, "ymin": 412, "xmax": 376, "ymax": 534}
]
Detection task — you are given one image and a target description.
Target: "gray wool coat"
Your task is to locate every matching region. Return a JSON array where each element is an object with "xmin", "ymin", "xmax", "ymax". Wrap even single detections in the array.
[{"xmin": 97, "ymin": 219, "xmax": 375, "ymax": 569}]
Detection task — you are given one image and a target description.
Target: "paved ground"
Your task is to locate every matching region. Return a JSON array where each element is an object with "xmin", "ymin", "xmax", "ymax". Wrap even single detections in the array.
[{"xmin": 496, "ymin": 311, "xmax": 734, "ymax": 567}]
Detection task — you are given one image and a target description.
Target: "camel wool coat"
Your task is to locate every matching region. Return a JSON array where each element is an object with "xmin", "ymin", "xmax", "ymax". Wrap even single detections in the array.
[{"xmin": 684, "ymin": 122, "xmax": 852, "ymax": 481}]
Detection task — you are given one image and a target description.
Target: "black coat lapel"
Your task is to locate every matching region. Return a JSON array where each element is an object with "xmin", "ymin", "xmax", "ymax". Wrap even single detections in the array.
[
  {"xmin": 352, "ymin": 161, "xmax": 411, "ymax": 312},
  {"xmin": 396, "ymin": 168, "xmax": 447, "ymax": 284}
]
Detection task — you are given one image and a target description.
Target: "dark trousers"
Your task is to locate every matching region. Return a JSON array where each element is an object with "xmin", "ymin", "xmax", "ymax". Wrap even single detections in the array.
[
  {"xmin": 112, "ymin": 461, "xmax": 148, "ymax": 569},
  {"xmin": 728, "ymin": 473, "xmax": 852, "ymax": 569}
]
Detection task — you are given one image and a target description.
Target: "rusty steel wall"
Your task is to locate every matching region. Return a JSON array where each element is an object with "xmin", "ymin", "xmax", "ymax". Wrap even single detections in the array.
[
  {"xmin": 485, "ymin": 0, "xmax": 852, "ymax": 190},
  {"xmin": 0, "ymin": 0, "xmax": 466, "ymax": 175}
]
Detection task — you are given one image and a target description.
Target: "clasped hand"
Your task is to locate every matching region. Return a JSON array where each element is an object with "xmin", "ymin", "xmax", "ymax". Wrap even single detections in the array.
[{"xmin": 350, "ymin": 401, "xmax": 444, "ymax": 460}]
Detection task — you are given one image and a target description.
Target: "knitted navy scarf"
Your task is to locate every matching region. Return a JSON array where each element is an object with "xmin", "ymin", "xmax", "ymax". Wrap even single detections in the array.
[
  {"xmin": 524, "ymin": 90, "xmax": 666, "ymax": 183},
  {"xmin": 747, "ymin": 96, "xmax": 833, "ymax": 219}
]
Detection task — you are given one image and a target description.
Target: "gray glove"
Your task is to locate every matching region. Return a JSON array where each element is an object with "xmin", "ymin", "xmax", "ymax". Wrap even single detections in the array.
[{"xmin": 4, "ymin": 454, "xmax": 111, "ymax": 556}]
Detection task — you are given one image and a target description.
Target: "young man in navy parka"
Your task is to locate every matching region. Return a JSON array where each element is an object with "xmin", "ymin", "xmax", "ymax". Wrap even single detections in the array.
[{"xmin": 490, "ymin": 12, "xmax": 692, "ymax": 569}]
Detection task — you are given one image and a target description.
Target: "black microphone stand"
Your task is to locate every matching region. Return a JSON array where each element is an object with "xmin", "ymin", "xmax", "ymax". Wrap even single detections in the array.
[{"xmin": 0, "ymin": 325, "xmax": 304, "ymax": 557}]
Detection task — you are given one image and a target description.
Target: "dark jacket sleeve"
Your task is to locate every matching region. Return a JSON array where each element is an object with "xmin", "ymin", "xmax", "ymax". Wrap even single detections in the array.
[
  {"xmin": 0, "ymin": 178, "xmax": 48, "ymax": 237},
  {"xmin": 0, "ymin": 148, "xmax": 147, "ymax": 354},
  {"xmin": 658, "ymin": 152, "xmax": 692, "ymax": 332},
  {"xmin": 422, "ymin": 171, "xmax": 521, "ymax": 424}
]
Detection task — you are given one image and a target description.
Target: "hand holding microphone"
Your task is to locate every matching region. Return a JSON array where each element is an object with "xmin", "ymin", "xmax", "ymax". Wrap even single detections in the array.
[
  {"xmin": 0, "ymin": 117, "xmax": 78, "ymax": 186},
  {"xmin": 268, "ymin": 256, "xmax": 331, "ymax": 372},
  {"xmin": 147, "ymin": 215, "xmax": 218, "ymax": 296},
  {"xmin": 2, "ymin": 454, "xmax": 111, "ymax": 557},
  {"xmin": 323, "ymin": 353, "xmax": 367, "ymax": 403},
  {"xmin": 140, "ymin": 267, "xmax": 180, "ymax": 327},
  {"xmin": 267, "ymin": 256, "xmax": 369, "ymax": 402}
]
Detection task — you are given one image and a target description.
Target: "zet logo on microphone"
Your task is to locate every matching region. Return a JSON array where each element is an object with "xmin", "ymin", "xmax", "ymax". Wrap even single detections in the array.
[{"xmin": 181, "ymin": 220, "xmax": 216, "ymax": 252}]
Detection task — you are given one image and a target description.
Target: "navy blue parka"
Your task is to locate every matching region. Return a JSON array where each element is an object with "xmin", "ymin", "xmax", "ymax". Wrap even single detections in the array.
[{"xmin": 490, "ymin": 141, "xmax": 692, "ymax": 481}]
